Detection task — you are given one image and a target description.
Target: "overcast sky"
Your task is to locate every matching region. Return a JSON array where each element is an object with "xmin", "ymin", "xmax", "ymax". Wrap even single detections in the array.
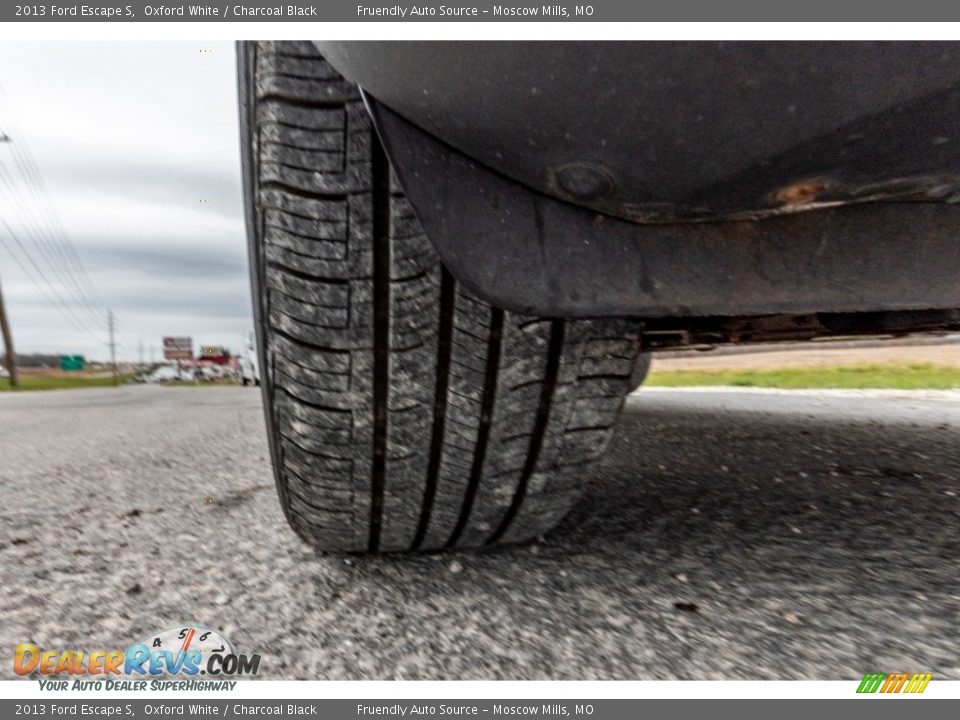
[{"xmin": 0, "ymin": 42, "xmax": 248, "ymax": 362}]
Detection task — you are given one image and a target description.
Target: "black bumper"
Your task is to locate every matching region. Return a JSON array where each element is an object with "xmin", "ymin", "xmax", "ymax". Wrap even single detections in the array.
[{"xmin": 321, "ymin": 41, "xmax": 960, "ymax": 318}]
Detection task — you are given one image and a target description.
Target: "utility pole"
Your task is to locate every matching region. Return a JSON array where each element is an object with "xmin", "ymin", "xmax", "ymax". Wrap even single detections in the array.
[
  {"xmin": 138, "ymin": 339, "xmax": 143, "ymax": 369},
  {"xmin": 0, "ymin": 134, "xmax": 17, "ymax": 387},
  {"xmin": 107, "ymin": 310, "xmax": 117, "ymax": 386},
  {"xmin": 0, "ymin": 272, "xmax": 18, "ymax": 387}
]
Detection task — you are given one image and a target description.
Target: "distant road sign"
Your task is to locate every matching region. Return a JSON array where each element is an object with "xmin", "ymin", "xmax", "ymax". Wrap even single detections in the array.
[
  {"xmin": 163, "ymin": 336, "xmax": 193, "ymax": 360},
  {"xmin": 60, "ymin": 355, "xmax": 85, "ymax": 372}
]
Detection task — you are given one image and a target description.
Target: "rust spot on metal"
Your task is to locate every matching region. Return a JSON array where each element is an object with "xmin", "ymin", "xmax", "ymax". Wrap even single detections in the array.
[{"xmin": 774, "ymin": 178, "xmax": 828, "ymax": 206}]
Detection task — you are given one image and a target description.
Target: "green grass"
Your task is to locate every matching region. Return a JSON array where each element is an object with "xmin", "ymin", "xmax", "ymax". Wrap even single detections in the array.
[
  {"xmin": 5, "ymin": 363, "xmax": 958, "ymax": 392},
  {"xmin": 0, "ymin": 373, "xmax": 136, "ymax": 391},
  {"xmin": 163, "ymin": 379, "xmax": 240, "ymax": 387},
  {"xmin": 646, "ymin": 363, "xmax": 960, "ymax": 390}
]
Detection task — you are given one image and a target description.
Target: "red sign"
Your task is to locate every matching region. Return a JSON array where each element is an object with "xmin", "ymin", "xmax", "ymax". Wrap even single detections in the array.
[{"xmin": 200, "ymin": 346, "xmax": 230, "ymax": 364}]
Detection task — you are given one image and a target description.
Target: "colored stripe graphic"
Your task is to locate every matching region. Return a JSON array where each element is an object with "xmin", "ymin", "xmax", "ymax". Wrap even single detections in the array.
[
  {"xmin": 881, "ymin": 672, "xmax": 909, "ymax": 693},
  {"xmin": 857, "ymin": 673, "xmax": 886, "ymax": 693},
  {"xmin": 904, "ymin": 673, "xmax": 933, "ymax": 694},
  {"xmin": 857, "ymin": 672, "xmax": 932, "ymax": 694}
]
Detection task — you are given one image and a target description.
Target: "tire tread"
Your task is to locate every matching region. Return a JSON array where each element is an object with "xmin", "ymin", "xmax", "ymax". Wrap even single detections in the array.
[{"xmin": 244, "ymin": 41, "xmax": 642, "ymax": 552}]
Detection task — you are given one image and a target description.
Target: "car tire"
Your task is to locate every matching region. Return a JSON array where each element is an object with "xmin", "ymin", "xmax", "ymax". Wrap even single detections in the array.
[
  {"xmin": 629, "ymin": 352, "xmax": 653, "ymax": 391},
  {"xmin": 239, "ymin": 41, "xmax": 643, "ymax": 552}
]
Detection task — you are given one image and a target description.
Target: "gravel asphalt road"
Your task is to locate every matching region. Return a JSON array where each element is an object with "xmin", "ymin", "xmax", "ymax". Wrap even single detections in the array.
[{"xmin": 1, "ymin": 385, "xmax": 958, "ymax": 680}]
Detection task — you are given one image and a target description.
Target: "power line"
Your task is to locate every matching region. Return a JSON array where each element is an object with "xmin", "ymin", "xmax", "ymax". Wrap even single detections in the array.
[
  {"xmin": 0, "ymin": 152, "xmax": 104, "ymax": 329},
  {"xmin": 0, "ymin": 156, "xmax": 103, "ymax": 340},
  {"xmin": 0, "ymin": 84, "xmax": 110, "ymax": 352},
  {"xmin": 0, "ymin": 134, "xmax": 85, "ymax": 301},
  {"xmin": 0, "ymin": 216, "xmax": 104, "ymax": 343},
  {"xmin": 0, "ymin": 85, "xmax": 106, "ymax": 323},
  {"xmin": 0, "ymin": 84, "xmax": 104, "ymax": 302},
  {"xmin": 0, "ymin": 135, "xmax": 106, "ymax": 320},
  {"xmin": 0, "ymin": 124, "xmax": 105, "ymax": 326}
]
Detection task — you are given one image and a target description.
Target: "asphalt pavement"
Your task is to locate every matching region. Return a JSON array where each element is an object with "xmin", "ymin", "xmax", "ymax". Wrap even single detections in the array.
[{"xmin": 1, "ymin": 384, "xmax": 958, "ymax": 680}]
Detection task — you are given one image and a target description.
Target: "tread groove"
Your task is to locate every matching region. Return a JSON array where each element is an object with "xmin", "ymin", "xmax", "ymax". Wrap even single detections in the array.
[
  {"xmin": 260, "ymin": 180, "xmax": 349, "ymax": 203},
  {"xmin": 275, "ymin": 386, "xmax": 351, "ymax": 416},
  {"xmin": 486, "ymin": 319, "xmax": 566, "ymax": 545},
  {"xmin": 411, "ymin": 267, "xmax": 456, "ymax": 551},
  {"xmin": 270, "ymin": 326, "xmax": 352, "ymax": 356},
  {"xmin": 368, "ymin": 134, "xmax": 391, "ymax": 553},
  {"xmin": 444, "ymin": 307, "xmax": 504, "ymax": 549},
  {"xmin": 257, "ymin": 93, "xmax": 352, "ymax": 110}
]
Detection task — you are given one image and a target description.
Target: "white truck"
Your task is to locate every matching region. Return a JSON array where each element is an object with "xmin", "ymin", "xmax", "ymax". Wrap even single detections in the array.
[{"xmin": 238, "ymin": 336, "xmax": 260, "ymax": 387}]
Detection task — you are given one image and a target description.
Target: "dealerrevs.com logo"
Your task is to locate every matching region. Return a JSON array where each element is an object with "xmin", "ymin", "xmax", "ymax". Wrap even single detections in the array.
[{"xmin": 14, "ymin": 625, "xmax": 260, "ymax": 691}]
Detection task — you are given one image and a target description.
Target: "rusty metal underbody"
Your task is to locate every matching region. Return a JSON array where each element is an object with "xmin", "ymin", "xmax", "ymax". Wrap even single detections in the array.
[{"xmin": 642, "ymin": 309, "xmax": 960, "ymax": 351}]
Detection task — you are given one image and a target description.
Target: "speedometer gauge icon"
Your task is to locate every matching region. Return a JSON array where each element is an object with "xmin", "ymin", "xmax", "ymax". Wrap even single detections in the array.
[{"xmin": 140, "ymin": 625, "xmax": 235, "ymax": 672}]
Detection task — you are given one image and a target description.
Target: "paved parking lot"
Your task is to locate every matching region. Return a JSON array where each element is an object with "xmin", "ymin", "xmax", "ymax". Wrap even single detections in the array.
[{"xmin": 1, "ymin": 385, "xmax": 958, "ymax": 679}]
